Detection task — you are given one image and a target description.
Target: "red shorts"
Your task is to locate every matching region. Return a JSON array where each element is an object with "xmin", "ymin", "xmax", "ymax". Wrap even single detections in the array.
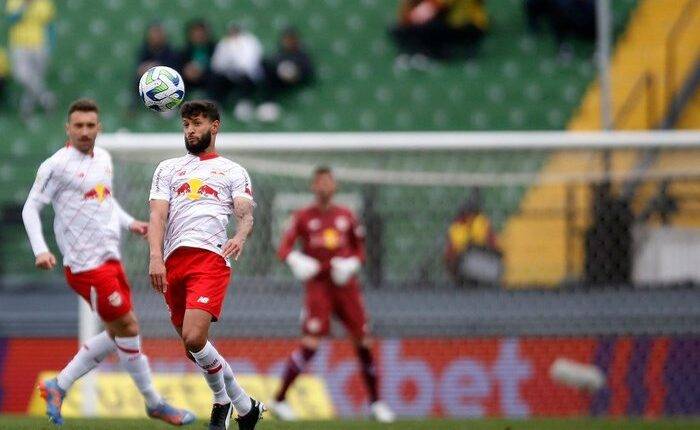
[
  {"xmin": 64, "ymin": 260, "xmax": 133, "ymax": 322},
  {"xmin": 303, "ymin": 277, "xmax": 369, "ymax": 339},
  {"xmin": 165, "ymin": 247, "xmax": 231, "ymax": 327}
]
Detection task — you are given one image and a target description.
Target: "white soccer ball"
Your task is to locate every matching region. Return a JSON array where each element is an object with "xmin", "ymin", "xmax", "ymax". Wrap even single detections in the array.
[{"xmin": 138, "ymin": 66, "xmax": 185, "ymax": 112}]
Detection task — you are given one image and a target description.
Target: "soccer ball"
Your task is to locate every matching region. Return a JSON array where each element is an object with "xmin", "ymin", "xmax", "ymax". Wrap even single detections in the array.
[{"xmin": 138, "ymin": 66, "xmax": 185, "ymax": 112}]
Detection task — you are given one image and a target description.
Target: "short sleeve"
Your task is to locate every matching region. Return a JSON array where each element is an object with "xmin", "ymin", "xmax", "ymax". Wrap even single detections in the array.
[
  {"xmin": 28, "ymin": 158, "xmax": 58, "ymax": 204},
  {"xmin": 149, "ymin": 160, "xmax": 172, "ymax": 201},
  {"xmin": 230, "ymin": 165, "xmax": 254, "ymax": 203}
]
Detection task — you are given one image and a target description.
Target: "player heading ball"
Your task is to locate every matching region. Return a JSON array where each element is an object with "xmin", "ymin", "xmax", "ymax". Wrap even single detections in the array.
[{"xmin": 148, "ymin": 100, "xmax": 265, "ymax": 430}]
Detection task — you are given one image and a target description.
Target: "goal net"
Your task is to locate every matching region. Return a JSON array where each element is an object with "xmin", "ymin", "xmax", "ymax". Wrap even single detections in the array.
[{"xmin": 102, "ymin": 131, "xmax": 700, "ymax": 338}]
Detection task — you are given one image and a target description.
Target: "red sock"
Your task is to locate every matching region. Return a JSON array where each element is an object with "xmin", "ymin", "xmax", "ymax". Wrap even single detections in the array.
[
  {"xmin": 275, "ymin": 346, "xmax": 316, "ymax": 401},
  {"xmin": 357, "ymin": 345, "xmax": 379, "ymax": 403}
]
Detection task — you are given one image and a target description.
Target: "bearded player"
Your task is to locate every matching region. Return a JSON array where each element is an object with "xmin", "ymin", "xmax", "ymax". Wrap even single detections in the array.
[
  {"xmin": 268, "ymin": 166, "xmax": 396, "ymax": 423},
  {"xmin": 148, "ymin": 100, "xmax": 265, "ymax": 430},
  {"xmin": 21, "ymin": 99, "xmax": 194, "ymax": 426}
]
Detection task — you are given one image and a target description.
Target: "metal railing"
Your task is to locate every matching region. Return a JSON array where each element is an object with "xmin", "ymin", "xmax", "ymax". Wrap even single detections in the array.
[
  {"xmin": 613, "ymin": 71, "xmax": 656, "ymax": 129},
  {"xmin": 612, "ymin": 0, "xmax": 700, "ymax": 131},
  {"xmin": 665, "ymin": 0, "xmax": 700, "ymax": 113}
]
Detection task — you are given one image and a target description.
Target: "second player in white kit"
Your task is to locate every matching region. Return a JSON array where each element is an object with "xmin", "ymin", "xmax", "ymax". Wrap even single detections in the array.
[{"xmin": 21, "ymin": 99, "xmax": 194, "ymax": 426}]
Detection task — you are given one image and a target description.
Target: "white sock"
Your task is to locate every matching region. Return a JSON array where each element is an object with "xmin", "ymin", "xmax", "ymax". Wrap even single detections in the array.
[
  {"xmin": 190, "ymin": 341, "xmax": 232, "ymax": 405},
  {"xmin": 56, "ymin": 331, "xmax": 116, "ymax": 391},
  {"xmin": 222, "ymin": 360, "xmax": 252, "ymax": 416},
  {"xmin": 114, "ymin": 336, "xmax": 162, "ymax": 409}
]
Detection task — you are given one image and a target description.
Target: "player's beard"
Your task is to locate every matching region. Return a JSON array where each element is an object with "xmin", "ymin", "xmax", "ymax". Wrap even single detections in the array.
[{"xmin": 185, "ymin": 130, "xmax": 212, "ymax": 154}]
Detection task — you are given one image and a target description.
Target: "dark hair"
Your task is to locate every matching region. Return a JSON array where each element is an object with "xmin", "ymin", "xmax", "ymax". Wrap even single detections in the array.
[
  {"xmin": 313, "ymin": 166, "xmax": 333, "ymax": 177},
  {"xmin": 186, "ymin": 19, "xmax": 209, "ymax": 35},
  {"xmin": 68, "ymin": 99, "xmax": 99, "ymax": 116},
  {"xmin": 282, "ymin": 26, "xmax": 299, "ymax": 38},
  {"xmin": 180, "ymin": 100, "xmax": 220, "ymax": 122}
]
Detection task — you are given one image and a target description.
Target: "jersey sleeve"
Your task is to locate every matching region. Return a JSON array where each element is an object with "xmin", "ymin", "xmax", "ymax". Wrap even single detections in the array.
[
  {"xmin": 347, "ymin": 210, "xmax": 366, "ymax": 262},
  {"xmin": 149, "ymin": 160, "xmax": 173, "ymax": 201},
  {"xmin": 230, "ymin": 165, "xmax": 255, "ymax": 202},
  {"xmin": 277, "ymin": 211, "xmax": 301, "ymax": 260},
  {"xmin": 27, "ymin": 157, "xmax": 59, "ymax": 205},
  {"xmin": 22, "ymin": 157, "xmax": 57, "ymax": 256}
]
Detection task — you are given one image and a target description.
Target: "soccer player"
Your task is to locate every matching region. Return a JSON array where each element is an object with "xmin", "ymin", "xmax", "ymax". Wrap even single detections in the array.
[
  {"xmin": 21, "ymin": 99, "xmax": 195, "ymax": 426},
  {"xmin": 269, "ymin": 166, "xmax": 396, "ymax": 423},
  {"xmin": 148, "ymin": 100, "xmax": 265, "ymax": 430}
]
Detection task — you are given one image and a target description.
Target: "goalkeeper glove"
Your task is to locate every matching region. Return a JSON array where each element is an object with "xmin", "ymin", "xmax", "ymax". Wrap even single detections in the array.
[
  {"xmin": 286, "ymin": 251, "xmax": 320, "ymax": 281},
  {"xmin": 330, "ymin": 256, "xmax": 361, "ymax": 286}
]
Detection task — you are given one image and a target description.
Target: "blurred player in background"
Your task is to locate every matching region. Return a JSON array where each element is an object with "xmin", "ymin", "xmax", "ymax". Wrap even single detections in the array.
[
  {"xmin": 21, "ymin": 99, "xmax": 194, "ymax": 426},
  {"xmin": 269, "ymin": 167, "xmax": 396, "ymax": 423},
  {"xmin": 148, "ymin": 100, "xmax": 265, "ymax": 430}
]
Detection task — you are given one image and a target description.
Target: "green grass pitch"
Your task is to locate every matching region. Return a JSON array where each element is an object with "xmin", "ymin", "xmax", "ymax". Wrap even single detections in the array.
[{"xmin": 0, "ymin": 417, "xmax": 698, "ymax": 430}]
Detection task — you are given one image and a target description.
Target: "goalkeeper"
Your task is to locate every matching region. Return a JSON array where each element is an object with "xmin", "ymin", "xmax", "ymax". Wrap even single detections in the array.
[{"xmin": 269, "ymin": 166, "xmax": 395, "ymax": 423}]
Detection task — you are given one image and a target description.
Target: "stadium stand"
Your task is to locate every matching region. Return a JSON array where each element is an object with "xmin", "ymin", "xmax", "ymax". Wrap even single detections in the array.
[
  {"xmin": 0, "ymin": 0, "xmax": 639, "ymax": 284},
  {"xmin": 503, "ymin": 0, "xmax": 700, "ymax": 286},
  {"xmin": 3, "ymin": 1, "xmax": 700, "ymax": 424}
]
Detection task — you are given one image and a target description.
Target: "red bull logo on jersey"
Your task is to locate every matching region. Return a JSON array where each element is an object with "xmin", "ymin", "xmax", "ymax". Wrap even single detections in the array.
[
  {"xmin": 83, "ymin": 184, "xmax": 111, "ymax": 203},
  {"xmin": 175, "ymin": 178, "xmax": 220, "ymax": 201}
]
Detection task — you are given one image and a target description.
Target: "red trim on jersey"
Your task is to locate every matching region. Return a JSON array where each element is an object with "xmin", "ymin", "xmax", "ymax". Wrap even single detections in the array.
[{"xmin": 199, "ymin": 152, "xmax": 219, "ymax": 160}]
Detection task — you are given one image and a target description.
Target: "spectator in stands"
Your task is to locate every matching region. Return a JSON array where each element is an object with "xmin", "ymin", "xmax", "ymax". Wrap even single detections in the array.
[
  {"xmin": 209, "ymin": 23, "xmax": 264, "ymax": 122},
  {"xmin": 180, "ymin": 19, "xmax": 216, "ymax": 95},
  {"xmin": 524, "ymin": 0, "xmax": 551, "ymax": 33},
  {"xmin": 5, "ymin": 0, "xmax": 56, "ymax": 116},
  {"xmin": 133, "ymin": 22, "xmax": 180, "ymax": 114},
  {"xmin": 444, "ymin": 187, "xmax": 501, "ymax": 287},
  {"xmin": 390, "ymin": 0, "xmax": 488, "ymax": 64},
  {"xmin": 637, "ymin": 180, "xmax": 678, "ymax": 225},
  {"xmin": 0, "ymin": 47, "xmax": 9, "ymax": 107},
  {"xmin": 136, "ymin": 22, "xmax": 180, "ymax": 79},
  {"xmin": 257, "ymin": 27, "xmax": 315, "ymax": 123},
  {"xmin": 524, "ymin": 0, "xmax": 596, "ymax": 60}
]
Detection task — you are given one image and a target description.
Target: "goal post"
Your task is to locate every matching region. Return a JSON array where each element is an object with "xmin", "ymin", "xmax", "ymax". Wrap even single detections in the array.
[{"xmin": 99, "ymin": 130, "xmax": 700, "ymax": 337}]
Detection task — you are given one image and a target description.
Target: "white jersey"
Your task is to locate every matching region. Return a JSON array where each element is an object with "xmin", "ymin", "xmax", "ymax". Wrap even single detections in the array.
[
  {"xmin": 149, "ymin": 153, "xmax": 254, "ymax": 264},
  {"xmin": 23, "ymin": 145, "xmax": 134, "ymax": 273}
]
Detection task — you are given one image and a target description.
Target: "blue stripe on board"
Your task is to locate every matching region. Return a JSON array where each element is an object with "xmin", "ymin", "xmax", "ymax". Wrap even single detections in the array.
[
  {"xmin": 590, "ymin": 337, "xmax": 615, "ymax": 416},
  {"xmin": 626, "ymin": 337, "xmax": 651, "ymax": 416},
  {"xmin": 0, "ymin": 338, "xmax": 8, "ymax": 409},
  {"xmin": 664, "ymin": 337, "xmax": 700, "ymax": 415}
]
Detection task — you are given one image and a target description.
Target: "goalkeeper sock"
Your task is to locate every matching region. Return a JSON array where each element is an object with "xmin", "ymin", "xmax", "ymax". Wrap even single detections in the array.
[
  {"xmin": 222, "ymin": 360, "xmax": 252, "ymax": 416},
  {"xmin": 115, "ymin": 336, "xmax": 162, "ymax": 409},
  {"xmin": 190, "ymin": 341, "xmax": 233, "ymax": 405},
  {"xmin": 275, "ymin": 345, "xmax": 316, "ymax": 401},
  {"xmin": 357, "ymin": 345, "xmax": 379, "ymax": 403},
  {"xmin": 56, "ymin": 331, "xmax": 116, "ymax": 391}
]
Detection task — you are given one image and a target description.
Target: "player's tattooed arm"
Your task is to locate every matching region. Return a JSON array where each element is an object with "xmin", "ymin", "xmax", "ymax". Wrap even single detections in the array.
[
  {"xmin": 233, "ymin": 197, "xmax": 255, "ymax": 239},
  {"xmin": 222, "ymin": 197, "xmax": 254, "ymax": 260}
]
